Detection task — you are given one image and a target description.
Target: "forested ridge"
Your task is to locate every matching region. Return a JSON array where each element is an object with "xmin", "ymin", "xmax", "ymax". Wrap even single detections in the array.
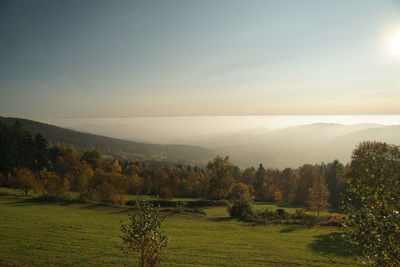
[{"xmin": 0, "ymin": 117, "xmax": 216, "ymax": 163}]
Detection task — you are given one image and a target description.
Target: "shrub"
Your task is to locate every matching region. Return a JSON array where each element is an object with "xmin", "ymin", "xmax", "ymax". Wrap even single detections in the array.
[
  {"xmin": 303, "ymin": 214, "xmax": 319, "ymax": 227},
  {"xmin": 289, "ymin": 209, "xmax": 319, "ymax": 226},
  {"xmin": 291, "ymin": 208, "xmax": 307, "ymax": 223},
  {"xmin": 166, "ymin": 206, "xmax": 206, "ymax": 215},
  {"xmin": 78, "ymin": 189, "xmax": 98, "ymax": 202},
  {"xmin": 98, "ymin": 183, "xmax": 127, "ymax": 206},
  {"xmin": 292, "ymin": 208, "xmax": 307, "ymax": 218},
  {"xmin": 260, "ymin": 208, "xmax": 276, "ymax": 221},
  {"xmin": 249, "ymin": 208, "xmax": 275, "ymax": 225},
  {"xmin": 318, "ymin": 214, "xmax": 343, "ymax": 226},
  {"xmin": 228, "ymin": 197, "xmax": 254, "ymax": 220},
  {"xmin": 251, "ymin": 208, "xmax": 292, "ymax": 224},
  {"xmin": 274, "ymin": 209, "xmax": 289, "ymax": 219}
]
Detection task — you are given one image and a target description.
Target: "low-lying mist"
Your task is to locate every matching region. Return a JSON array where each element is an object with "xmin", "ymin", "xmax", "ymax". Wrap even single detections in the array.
[{"xmin": 41, "ymin": 115, "xmax": 400, "ymax": 168}]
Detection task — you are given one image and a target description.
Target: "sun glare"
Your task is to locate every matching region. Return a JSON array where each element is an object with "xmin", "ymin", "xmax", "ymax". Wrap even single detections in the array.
[{"xmin": 387, "ymin": 27, "xmax": 400, "ymax": 55}]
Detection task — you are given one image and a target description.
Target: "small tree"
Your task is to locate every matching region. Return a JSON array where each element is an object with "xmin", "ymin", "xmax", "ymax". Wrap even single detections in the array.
[
  {"xmin": 121, "ymin": 200, "xmax": 168, "ymax": 267},
  {"xmin": 12, "ymin": 168, "xmax": 36, "ymax": 196},
  {"xmin": 306, "ymin": 174, "xmax": 330, "ymax": 216}
]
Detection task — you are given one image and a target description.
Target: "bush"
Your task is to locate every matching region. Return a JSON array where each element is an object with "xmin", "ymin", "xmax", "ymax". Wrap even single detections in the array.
[
  {"xmin": 290, "ymin": 208, "xmax": 307, "ymax": 224},
  {"xmin": 165, "ymin": 206, "xmax": 206, "ymax": 215},
  {"xmin": 251, "ymin": 208, "xmax": 292, "ymax": 225},
  {"xmin": 291, "ymin": 208, "xmax": 307, "ymax": 220},
  {"xmin": 303, "ymin": 214, "xmax": 319, "ymax": 227},
  {"xmin": 250, "ymin": 208, "xmax": 275, "ymax": 225},
  {"xmin": 319, "ymin": 214, "xmax": 343, "ymax": 227},
  {"xmin": 32, "ymin": 194, "xmax": 58, "ymax": 202},
  {"xmin": 98, "ymin": 183, "xmax": 127, "ymax": 206},
  {"xmin": 260, "ymin": 208, "xmax": 276, "ymax": 221},
  {"xmin": 126, "ymin": 199, "xmax": 227, "ymax": 208},
  {"xmin": 228, "ymin": 197, "xmax": 254, "ymax": 220},
  {"xmin": 289, "ymin": 209, "xmax": 318, "ymax": 226}
]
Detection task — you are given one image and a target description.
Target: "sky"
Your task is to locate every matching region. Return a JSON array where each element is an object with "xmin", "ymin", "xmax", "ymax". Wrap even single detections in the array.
[{"xmin": 1, "ymin": 0, "xmax": 400, "ymax": 119}]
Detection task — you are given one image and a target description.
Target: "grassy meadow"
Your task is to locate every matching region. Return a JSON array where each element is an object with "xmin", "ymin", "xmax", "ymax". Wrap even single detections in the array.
[{"xmin": 0, "ymin": 188, "xmax": 361, "ymax": 267}]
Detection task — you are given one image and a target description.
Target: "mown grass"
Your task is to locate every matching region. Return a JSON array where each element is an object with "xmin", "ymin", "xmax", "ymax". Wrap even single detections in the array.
[{"xmin": 0, "ymin": 189, "xmax": 361, "ymax": 266}]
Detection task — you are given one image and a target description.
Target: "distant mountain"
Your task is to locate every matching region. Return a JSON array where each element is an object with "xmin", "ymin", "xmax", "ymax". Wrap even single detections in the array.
[
  {"xmin": 176, "ymin": 123, "xmax": 398, "ymax": 168},
  {"xmin": 172, "ymin": 127, "xmax": 271, "ymax": 148},
  {"xmin": 0, "ymin": 117, "xmax": 216, "ymax": 163},
  {"xmin": 3, "ymin": 117, "xmax": 398, "ymax": 168},
  {"xmin": 322, "ymin": 125, "xmax": 400, "ymax": 162}
]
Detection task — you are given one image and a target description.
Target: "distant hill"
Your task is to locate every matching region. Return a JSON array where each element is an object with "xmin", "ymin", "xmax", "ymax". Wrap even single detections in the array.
[
  {"xmin": 175, "ymin": 123, "xmax": 400, "ymax": 168},
  {"xmin": 0, "ymin": 117, "xmax": 216, "ymax": 163},
  {"xmin": 3, "ymin": 117, "xmax": 398, "ymax": 168},
  {"xmin": 321, "ymin": 125, "xmax": 400, "ymax": 162},
  {"xmin": 172, "ymin": 127, "xmax": 271, "ymax": 148}
]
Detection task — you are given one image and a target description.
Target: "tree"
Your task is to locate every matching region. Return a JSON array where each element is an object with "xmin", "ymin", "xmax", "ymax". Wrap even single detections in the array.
[
  {"xmin": 294, "ymin": 164, "xmax": 319, "ymax": 204},
  {"xmin": 254, "ymin": 164, "xmax": 266, "ymax": 199},
  {"xmin": 183, "ymin": 171, "xmax": 202, "ymax": 197},
  {"xmin": 230, "ymin": 182, "xmax": 252, "ymax": 200},
  {"xmin": 37, "ymin": 169, "xmax": 67, "ymax": 197},
  {"xmin": 127, "ymin": 173, "xmax": 144, "ymax": 195},
  {"xmin": 344, "ymin": 141, "xmax": 400, "ymax": 266},
  {"xmin": 306, "ymin": 174, "xmax": 330, "ymax": 216},
  {"xmin": 206, "ymin": 156, "xmax": 233, "ymax": 200},
  {"xmin": 322, "ymin": 160, "xmax": 345, "ymax": 209},
  {"xmin": 240, "ymin": 167, "xmax": 255, "ymax": 185},
  {"xmin": 81, "ymin": 150, "xmax": 102, "ymax": 170},
  {"xmin": 231, "ymin": 165, "xmax": 242, "ymax": 182},
  {"xmin": 120, "ymin": 200, "xmax": 168, "ymax": 267},
  {"xmin": 280, "ymin": 168, "xmax": 296, "ymax": 202},
  {"xmin": 12, "ymin": 168, "xmax": 36, "ymax": 196},
  {"xmin": 33, "ymin": 133, "xmax": 49, "ymax": 171}
]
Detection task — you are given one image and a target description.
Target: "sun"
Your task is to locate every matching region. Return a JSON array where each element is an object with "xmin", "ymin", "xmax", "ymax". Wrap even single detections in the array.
[{"xmin": 387, "ymin": 28, "xmax": 400, "ymax": 55}]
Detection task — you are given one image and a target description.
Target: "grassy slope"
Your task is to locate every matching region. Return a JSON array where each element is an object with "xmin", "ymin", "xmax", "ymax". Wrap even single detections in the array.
[{"xmin": 0, "ymin": 191, "xmax": 361, "ymax": 266}]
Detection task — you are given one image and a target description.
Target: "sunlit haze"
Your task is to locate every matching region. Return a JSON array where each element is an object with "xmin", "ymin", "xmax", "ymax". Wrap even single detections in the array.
[
  {"xmin": 41, "ymin": 115, "xmax": 400, "ymax": 143},
  {"xmin": 1, "ymin": 0, "xmax": 400, "ymax": 118}
]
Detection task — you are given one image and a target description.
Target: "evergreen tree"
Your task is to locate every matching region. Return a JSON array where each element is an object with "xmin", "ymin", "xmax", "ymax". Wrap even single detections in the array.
[{"xmin": 254, "ymin": 164, "xmax": 266, "ymax": 199}]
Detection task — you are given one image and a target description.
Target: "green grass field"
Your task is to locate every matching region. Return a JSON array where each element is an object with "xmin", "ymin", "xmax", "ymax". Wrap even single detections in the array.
[{"xmin": 0, "ymin": 189, "xmax": 362, "ymax": 266}]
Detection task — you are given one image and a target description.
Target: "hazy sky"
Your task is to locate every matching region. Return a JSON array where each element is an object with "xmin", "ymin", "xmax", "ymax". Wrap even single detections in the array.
[{"xmin": 1, "ymin": 0, "xmax": 400, "ymax": 118}]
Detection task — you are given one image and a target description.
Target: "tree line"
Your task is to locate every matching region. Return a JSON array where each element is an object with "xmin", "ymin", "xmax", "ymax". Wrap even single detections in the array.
[{"xmin": 0, "ymin": 121, "xmax": 342, "ymax": 211}]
